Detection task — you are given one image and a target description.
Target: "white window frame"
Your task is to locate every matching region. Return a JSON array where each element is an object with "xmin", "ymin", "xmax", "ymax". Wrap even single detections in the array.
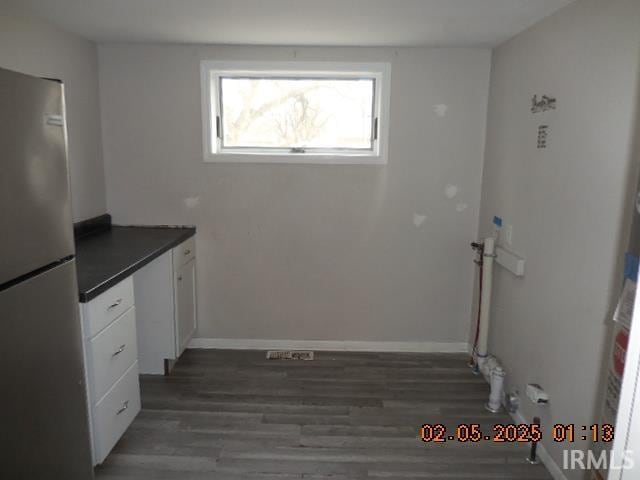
[{"xmin": 200, "ymin": 60, "xmax": 391, "ymax": 165}]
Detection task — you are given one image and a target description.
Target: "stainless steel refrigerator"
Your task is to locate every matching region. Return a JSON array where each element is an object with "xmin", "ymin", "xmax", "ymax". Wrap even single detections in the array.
[{"xmin": 0, "ymin": 67, "xmax": 94, "ymax": 479}]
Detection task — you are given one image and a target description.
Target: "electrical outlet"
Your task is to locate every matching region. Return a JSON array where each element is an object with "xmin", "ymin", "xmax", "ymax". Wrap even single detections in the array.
[{"xmin": 504, "ymin": 225, "xmax": 513, "ymax": 246}]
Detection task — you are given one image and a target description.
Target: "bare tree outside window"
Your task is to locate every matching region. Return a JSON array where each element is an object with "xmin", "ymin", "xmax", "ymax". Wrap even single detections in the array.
[{"xmin": 219, "ymin": 77, "xmax": 375, "ymax": 150}]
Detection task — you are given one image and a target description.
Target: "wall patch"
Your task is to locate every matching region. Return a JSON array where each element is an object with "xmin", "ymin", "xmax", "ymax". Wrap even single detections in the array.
[
  {"xmin": 434, "ymin": 104, "xmax": 448, "ymax": 117},
  {"xmin": 184, "ymin": 196, "xmax": 201, "ymax": 208},
  {"xmin": 445, "ymin": 184, "xmax": 459, "ymax": 199},
  {"xmin": 413, "ymin": 214, "xmax": 427, "ymax": 227}
]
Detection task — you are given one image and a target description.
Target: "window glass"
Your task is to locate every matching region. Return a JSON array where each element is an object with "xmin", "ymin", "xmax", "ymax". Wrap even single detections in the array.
[{"xmin": 219, "ymin": 77, "xmax": 375, "ymax": 151}]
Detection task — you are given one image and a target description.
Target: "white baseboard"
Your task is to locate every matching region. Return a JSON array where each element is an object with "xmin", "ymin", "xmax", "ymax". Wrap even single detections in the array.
[
  {"xmin": 189, "ymin": 338, "xmax": 469, "ymax": 353},
  {"xmin": 510, "ymin": 410, "xmax": 569, "ymax": 480}
]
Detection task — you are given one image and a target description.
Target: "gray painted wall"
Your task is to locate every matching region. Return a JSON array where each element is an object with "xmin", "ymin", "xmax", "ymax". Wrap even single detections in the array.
[
  {"xmin": 477, "ymin": 0, "xmax": 640, "ymax": 476},
  {"xmin": 98, "ymin": 45, "xmax": 491, "ymax": 344},
  {"xmin": 0, "ymin": 12, "xmax": 106, "ymax": 221}
]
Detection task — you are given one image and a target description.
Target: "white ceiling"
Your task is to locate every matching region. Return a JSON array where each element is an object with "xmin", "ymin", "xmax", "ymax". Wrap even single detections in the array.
[{"xmin": 8, "ymin": 0, "xmax": 575, "ymax": 47}]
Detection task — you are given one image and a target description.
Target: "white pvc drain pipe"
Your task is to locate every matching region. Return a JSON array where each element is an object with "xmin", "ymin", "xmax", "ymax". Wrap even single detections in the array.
[{"xmin": 476, "ymin": 237, "xmax": 495, "ymax": 371}]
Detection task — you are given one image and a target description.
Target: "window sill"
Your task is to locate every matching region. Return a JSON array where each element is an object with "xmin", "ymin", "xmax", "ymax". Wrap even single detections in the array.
[{"xmin": 203, "ymin": 152, "xmax": 387, "ymax": 165}]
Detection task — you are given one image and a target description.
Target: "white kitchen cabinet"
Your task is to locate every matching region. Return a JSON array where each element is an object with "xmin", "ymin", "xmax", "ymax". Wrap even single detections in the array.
[
  {"xmin": 174, "ymin": 257, "xmax": 196, "ymax": 356},
  {"xmin": 79, "ymin": 277, "xmax": 141, "ymax": 465},
  {"xmin": 92, "ymin": 362, "xmax": 140, "ymax": 464},
  {"xmin": 88, "ymin": 307, "xmax": 138, "ymax": 401},
  {"xmin": 174, "ymin": 236, "xmax": 195, "ymax": 265},
  {"xmin": 84, "ymin": 277, "xmax": 135, "ymax": 338},
  {"xmin": 134, "ymin": 237, "xmax": 197, "ymax": 374}
]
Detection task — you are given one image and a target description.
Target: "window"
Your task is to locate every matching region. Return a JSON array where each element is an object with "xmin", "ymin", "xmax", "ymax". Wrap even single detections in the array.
[{"xmin": 201, "ymin": 61, "xmax": 390, "ymax": 164}]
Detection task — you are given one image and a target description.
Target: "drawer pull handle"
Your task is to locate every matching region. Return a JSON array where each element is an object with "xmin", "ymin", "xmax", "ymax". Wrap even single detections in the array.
[
  {"xmin": 116, "ymin": 400, "xmax": 129, "ymax": 415},
  {"xmin": 177, "ymin": 276, "xmax": 182, "ymax": 281},
  {"xmin": 107, "ymin": 298, "xmax": 123, "ymax": 311},
  {"xmin": 184, "ymin": 249, "xmax": 191, "ymax": 255},
  {"xmin": 112, "ymin": 344, "xmax": 126, "ymax": 356}
]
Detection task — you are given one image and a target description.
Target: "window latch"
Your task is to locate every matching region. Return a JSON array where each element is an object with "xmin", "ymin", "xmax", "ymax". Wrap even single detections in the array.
[
  {"xmin": 216, "ymin": 116, "xmax": 222, "ymax": 139},
  {"xmin": 290, "ymin": 147, "xmax": 306, "ymax": 154}
]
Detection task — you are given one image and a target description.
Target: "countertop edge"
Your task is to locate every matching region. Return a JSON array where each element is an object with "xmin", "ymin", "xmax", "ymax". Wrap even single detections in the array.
[{"xmin": 78, "ymin": 227, "xmax": 195, "ymax": 303}]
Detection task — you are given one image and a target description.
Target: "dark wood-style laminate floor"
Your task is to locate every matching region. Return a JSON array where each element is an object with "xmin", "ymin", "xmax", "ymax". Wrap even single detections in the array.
[{"xmin": 95, "ymin": 349, "xmax": 552, "ymax": 479}]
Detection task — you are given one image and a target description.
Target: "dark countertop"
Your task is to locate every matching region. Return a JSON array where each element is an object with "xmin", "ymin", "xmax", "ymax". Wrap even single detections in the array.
[{"xmin": 75, "ymin": 226, "xmax": 196, "ymax": 303}]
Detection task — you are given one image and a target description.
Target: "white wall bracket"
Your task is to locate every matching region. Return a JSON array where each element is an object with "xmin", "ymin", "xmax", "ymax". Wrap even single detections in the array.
[{"xmin": 496, "ymin": 247, "xmax": 525, "ymax": 276}]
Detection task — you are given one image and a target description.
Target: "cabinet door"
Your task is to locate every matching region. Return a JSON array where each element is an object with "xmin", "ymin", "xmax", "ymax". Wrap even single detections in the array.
[{"xmin": 174, "ymin": 258, "xmax": 196, "ymax": 356}]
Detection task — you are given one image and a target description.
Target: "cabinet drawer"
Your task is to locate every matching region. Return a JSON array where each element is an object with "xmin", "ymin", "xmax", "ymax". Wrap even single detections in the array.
[
  {"xmin": 84, "ymin": 277, "xmax": 134, "ymax": 338},
  {"xmin": 173, "ymin": 236, "xmax": 195, "ymax": 267},
  {"xmin": 94, "ymin": 362, "xmax": 141, "ymax": 465},
  {"xmin": 89, "ymin": 306, "xmax": 137, "ymax": 402}
]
